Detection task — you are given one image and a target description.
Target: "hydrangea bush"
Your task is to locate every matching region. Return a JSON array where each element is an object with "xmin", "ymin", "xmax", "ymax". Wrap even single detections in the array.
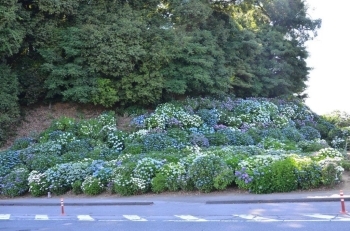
[
  {"xmin": 0, "ymin": 97, "xmax": 347, "ymax": 197},
  {"xmin": 0, "ymin": 168, "xmax": 29, "ymax": 197}
]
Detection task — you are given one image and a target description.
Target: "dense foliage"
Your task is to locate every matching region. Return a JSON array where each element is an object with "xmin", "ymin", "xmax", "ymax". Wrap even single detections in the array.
[
  {"xmin": 0, "ymin": 97, "xmax": 347, "ymax": 197},
  {"xmin": 0, "ymin": 0, "xmax": 321, "ymax": 144}
]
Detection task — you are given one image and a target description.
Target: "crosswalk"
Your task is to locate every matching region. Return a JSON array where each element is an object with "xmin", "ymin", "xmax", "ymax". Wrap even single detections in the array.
[{"xmin": 1, "ymin": 213, "xmax": 350, "ymax": 222}]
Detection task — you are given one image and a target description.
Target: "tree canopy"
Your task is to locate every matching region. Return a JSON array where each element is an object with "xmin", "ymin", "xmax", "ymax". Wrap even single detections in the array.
[{"xmin": 0, "ymin": 0, "xmax": 321, "ymax": 145}]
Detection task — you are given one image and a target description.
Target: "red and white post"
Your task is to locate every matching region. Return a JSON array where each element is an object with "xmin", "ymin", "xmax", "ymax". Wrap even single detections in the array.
[
  {"xmin": 61, "ymin": 198, "xmax": 65, "ymax": 215},
  {"xmin": 340, "ymin": 190, "xmax": 347, "ymax": 214}
]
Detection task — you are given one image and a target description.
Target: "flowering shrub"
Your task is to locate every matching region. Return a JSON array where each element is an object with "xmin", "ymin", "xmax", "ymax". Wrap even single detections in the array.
[
  {"xmin": 152, "ymin": 163, "xmax": 186, "ymax": 193},
  {"xmin": 132, "ymin": 157, "xmax": 164, "ymax": 192},
  {"xmin": 31, "ymin": 141, "xmax": 62, "ymax": 156},
  {"xmin": 235, "ymin": 154, "xmax": 287, "ymax": 193},
  {"xmin": 313, "ymin": 148, "xmax": 343, "ymax": 161},
  {"xmin": 28, "ymin": 170, "xmax": 49, "ymax": 197},
  {"xmin": 196, "ymin": 109, "xmax": 219, "ymax": 127},
  {"xmin": 45, "ymin": 166, "xmax": 69, "ymax": 194},
  {"xmin": 205, "ymin": 132, "xmax": 229, "ymax": 146},
  {"xmin": 64, "ymin": 139, "xmax": 92, "ymax": 153},
  {"xmin": 282, "ymin": 127, "xmax": 305, "ymax": 142},
  {"xmin": 0, "ymin": 150, "xmax": 22, "ymax": 177},
  {"xmin": 258, "ymin": 138, "xmax": 286, "ymax": 150},
  {"xmin": 102, "ymin": 126, "xmax": 125, "ymax": 152},
  {"xmin": 0, "ymin": 168, "xmax": 29, "ymax": 197},
  {"xmin": 218, "ymin": 111, "xmax": 242, "ymax": 128},
  {"xmin": 189, "ymin": 133, "xmax": 210, "ymax": 147},
  {"xmin": 11, "ymin": 137, "xmax": 35, "ymax": 151},
  {"xmin": 188, "ymin": 154, "xmax": 233, "ymax": 192},
  {"xmin": 81, "ymin": 176, "xmax": 105, "ymax": 195},
  {"xmin": 145, "ymin": 103, "xmax": 202, "ymax": 129},
  {"xmin": 77, "ymin": 119, "xmax": 101, "ymax": 139},
  {"xmin": 130, "ymin": 114, "xmax": 147, "ymax": 128},
  {"xmin": 299, "ymin": 126, "xmax": 321, "ymax": 141},
  {"xmin": 142, "ymin": 132, "xmax": 182, "ymax": 152},
  {"xmin": 20, "ymin": 144, "xmax": 62, "ymax": 172},
  {"xmin": 271, "ymin": 114, "xmax": 289, "ymax": 128},
  {"xmin": 217, "ymin": 128, "xmax": 254, "ymax": 146},
  {"xmin": 292, "ymin": 156, "xmax": 322, "ymax": 190},
  {"xmin": 298, "ymin": 139, "xmax": 329, "ymax": 152},
  {"xmin": 320, "ymin": 162, "xmax": 343, "ymax": 186},
  {"xmin": 167, "ymin": 128, "xmax": 190, "ymax": 145},
  {"xmin": 0, "ymin": 97, "xmax": 347, "ymax": 197},
  {"xmin": 93, "ymin": 167, "xmax": 115, "ymax": 185},
  {"xmin": 53, "ymin": 131, "xmax": 77, "ymax": 148},
  {"xmin": 260, "ymin": 128, "xmax": 285, "ymax": 140},
  {"xmin": 50, "ymin": 116, "xmax": 76, "ymax": 132},
  {"xmin": 113, "ymin": 162, "xmax": 139, "ymax": 196},
  {"xmin": 331, "ymin": 136, "xmax": 344, "ymax": 150}
]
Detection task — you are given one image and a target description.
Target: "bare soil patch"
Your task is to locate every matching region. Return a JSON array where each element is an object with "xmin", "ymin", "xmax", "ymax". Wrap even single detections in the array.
[{"xmin": 1, "ymin": 102, "xmax": 132, "ymax": 150}]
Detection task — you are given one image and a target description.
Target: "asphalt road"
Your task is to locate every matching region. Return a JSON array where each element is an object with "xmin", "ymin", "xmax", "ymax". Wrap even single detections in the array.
[{"xmin": 1, "ymin": 201, "xmax": 350, "ymax": 231}]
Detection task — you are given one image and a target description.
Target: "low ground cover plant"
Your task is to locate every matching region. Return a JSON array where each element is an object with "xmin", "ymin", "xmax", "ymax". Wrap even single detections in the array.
[{"xmin": 0, "ymin": 97, "xmax": 347, "ymax": 197}]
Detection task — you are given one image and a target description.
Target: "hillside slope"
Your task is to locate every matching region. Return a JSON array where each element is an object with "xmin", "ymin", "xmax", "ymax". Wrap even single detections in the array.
[{"xmin": 1, "ymin": 103, "xmax": 131, "ymax": 150}]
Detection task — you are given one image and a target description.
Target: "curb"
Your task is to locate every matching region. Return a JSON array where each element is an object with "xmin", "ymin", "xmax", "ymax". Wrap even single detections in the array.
[
  {"xmin": 0, "ymin": 201, "xmax": 154, "ymax": 206},
  {"xmin": 206, "ymin": 197, "xmax": 350, "ymax": 204}
]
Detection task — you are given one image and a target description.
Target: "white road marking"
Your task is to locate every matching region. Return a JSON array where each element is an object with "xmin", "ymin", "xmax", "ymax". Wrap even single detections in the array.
[
  {"xmin": 0, "ymin": 214, "xmax": 10, "ymax": 220},
  {"xmin": 303, "ymin": 214, "xmax": 336, "ymax": 220},
  {"xmin": 77, "ymin": 215, "xmax": 95, "ymax": 221},
  {"xmin": 123, "ymin": 215, "xmax": 147, "ymax": 221},
  {"xmin": 233, "ymin": 214, "xmax": 278, "ymax": 222},
  {"xmin": 175, "ymin": 215, "xmax": 207, "ymax": 222},
  {"xmin": 35, "ymin": 215, "xmax": 49, "ymax": 220}
]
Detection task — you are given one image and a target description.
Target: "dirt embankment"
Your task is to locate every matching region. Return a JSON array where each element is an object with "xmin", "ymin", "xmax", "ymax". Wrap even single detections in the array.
[{"xmin": 1, "ymin": 103, "xmax": 113, "ymax": 150}]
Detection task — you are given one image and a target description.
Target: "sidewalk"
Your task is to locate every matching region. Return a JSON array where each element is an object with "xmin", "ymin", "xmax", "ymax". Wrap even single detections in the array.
[{"xmin": 1, "ymin": 188, "xmax": 350, "ymax": 206}]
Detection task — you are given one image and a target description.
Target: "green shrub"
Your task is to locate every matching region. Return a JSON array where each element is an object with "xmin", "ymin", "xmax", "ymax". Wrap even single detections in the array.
[
  {"xmin": 246, "ymin": 166, "xmax": 274, "ymax": 194},
  {"xmin": 167, "ymin": 128, "xmax": 189, "ymax": 144},
  {"xmin": 72, "ymin": 181, "xmax": 83, "ymax": 194},
  {"xmin": 188, "ymin": 155, "xmax": 233, "ymax": 192},
  {"xmin": 151, "ymin": 173, "xmax": 168, "ymax": 193},
  {"xmin": 293, "ymin": 157, "xmax": 321, "ymax": 190},
  {"xmin": 206, "ymin": 132, "xmax": 229, "ymax": 146},
  {"xmin": 0, "ymin": 168, "xmax": 29, "ymax": 197},
  {"xmin": 321, "ymin": 163, "xmax": 340, "ymax": 187},
  {"xmin": 270, "ymin": 158, "xmax": 298, "ymax": 192},
  {"xmin": 21, "ymin": 151, "xmax": 62, "ymax": 172},
  {"xmin": 156, "ymin": 162, "xmax": 186, "ymax": 191},
  {"xmin": 50, "ymin": 117, "xmax": 76, "ymax": 132},
  {"xmin": 224, "ymin": 154, "xmax": 247, "ymax": 170},
  {"xmin": 217, "ymin": 129, "xmax": 254, "ymax": 146},
  {"xmin": 258, "ymin": 137, "xmax": 286, "ymax": 150},
  {"xmin": 341, "ymin": 160, "xmax": 350, "ymax": 171},
  {"xmin": 11, "ymin": 137, "xmax": 35, "ymax": 151},
  {"xmin": 82, "ymin": 176, "xmax": 105, "ymax": 195},
  {"xmin": 298, "ymin": 139, "xmax": 329, "ymax": 152}
]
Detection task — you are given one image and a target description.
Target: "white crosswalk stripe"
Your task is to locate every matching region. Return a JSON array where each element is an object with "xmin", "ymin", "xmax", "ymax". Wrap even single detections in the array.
[
  {"xmin": 77, "ymin": 215, "xmax": 95, "ymax": 221},
  {"xmin": 175, "ymin": 215, "xmax": 207, "ymax": 222},
  {"xmin": 35, "ymin": 215, "xmax": 49, "ymax": 220},
  {"xmin": 233, "ymin": 214, "xmax": 278, "ymax": 222},
  {"xmin": 0, "ymin": 214, "xmax": 10, "ymax": 220},
  {"xmin": 123, "ymin": 215, "xmax": 147, "ymax": 221}
]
